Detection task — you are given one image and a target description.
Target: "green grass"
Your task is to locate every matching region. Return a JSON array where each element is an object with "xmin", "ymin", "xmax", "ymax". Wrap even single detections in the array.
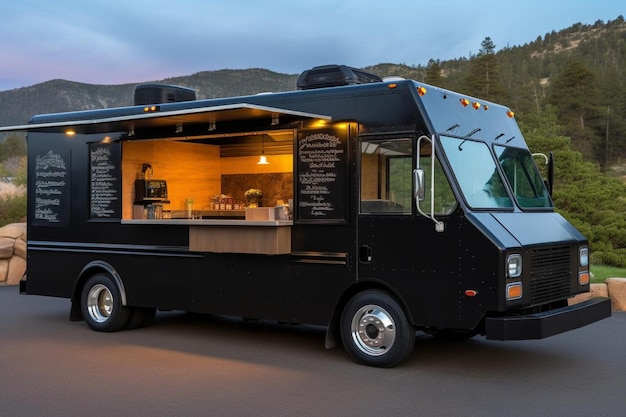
[{"xmin": 590, "ymin": 264, "xmax": 626, "ymax": 283}]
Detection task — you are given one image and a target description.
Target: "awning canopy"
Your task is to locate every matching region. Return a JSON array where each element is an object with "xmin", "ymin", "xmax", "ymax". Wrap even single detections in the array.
[{"xmin": 0, "ymin": 103, "xmax": 332, "ymax": 135}]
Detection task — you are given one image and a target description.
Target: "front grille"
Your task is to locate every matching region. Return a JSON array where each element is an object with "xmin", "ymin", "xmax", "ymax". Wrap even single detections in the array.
[{"xmin": 529, "ymin": 245, "xmax": 572, "ymax": 305}]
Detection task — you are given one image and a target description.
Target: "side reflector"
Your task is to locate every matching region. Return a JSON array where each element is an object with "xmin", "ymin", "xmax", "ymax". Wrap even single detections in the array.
[
  {"xmin": 464, "ymin": 290, "xmax": 478, "ymax": 297},
  {"xmin": 579, "ymin": 272, "xmax": 590, "ymax": 286},
  {"xmin": 506, "ymin": 282, "xmax": 523, "ymax": 300}
]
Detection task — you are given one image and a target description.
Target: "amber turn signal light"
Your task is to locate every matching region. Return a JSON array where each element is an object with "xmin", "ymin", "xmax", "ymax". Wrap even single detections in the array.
[
  {"xmin": 506, "ymin": 282, "xmax": 523, "ymax": 300},
  {"xmin": 579, "ymin": 272, "xmax": 590, "ymax": 286}
]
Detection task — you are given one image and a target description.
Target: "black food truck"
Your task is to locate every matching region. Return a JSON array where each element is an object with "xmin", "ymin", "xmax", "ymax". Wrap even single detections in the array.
[{"xmin": 0, "ymin": 65, "xmax": 611, "ymax": 367}]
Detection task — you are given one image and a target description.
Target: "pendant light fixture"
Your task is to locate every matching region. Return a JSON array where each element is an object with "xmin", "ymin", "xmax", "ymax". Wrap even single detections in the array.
[{"xmin": 257, "ymin": 135, "xmax": 269, "ymax": 164}]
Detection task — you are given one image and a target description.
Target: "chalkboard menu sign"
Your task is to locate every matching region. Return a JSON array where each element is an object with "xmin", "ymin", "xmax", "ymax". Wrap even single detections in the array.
[
  {"xmin": 296, "ymin": 129, "xmax": 348, "ymax": 223},
  {"xmin": 33, "ymin": 149, "xmax": 70, "ymax": 226},
  {"xmin": 90, "ymin": 142, "xmax": 121, "ymax": 219}
]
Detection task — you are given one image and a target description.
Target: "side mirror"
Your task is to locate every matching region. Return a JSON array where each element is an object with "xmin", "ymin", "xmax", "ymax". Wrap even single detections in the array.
[
  {"xmin": 547, "ymin": 152, "xmax": 554, "ymax": 196},
  {"xmin": 413, "ymin": 168, "xmax": 425, "ymax": 202}
]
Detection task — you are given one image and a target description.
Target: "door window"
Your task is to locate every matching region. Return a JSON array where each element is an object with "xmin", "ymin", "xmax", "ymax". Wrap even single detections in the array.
[{"xmin": 360, "ymin": 138, "xmax": 412, "ymax": 214}]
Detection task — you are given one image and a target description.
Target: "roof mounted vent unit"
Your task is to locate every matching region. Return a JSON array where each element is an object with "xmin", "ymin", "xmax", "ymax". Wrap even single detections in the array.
[
  {"xmin": 296, "ymin": 65, "xmax": 382, "ymax": 90},
  {"xmin": 133, "ymin": 83, "xmax": 197, "ymax": 106}
]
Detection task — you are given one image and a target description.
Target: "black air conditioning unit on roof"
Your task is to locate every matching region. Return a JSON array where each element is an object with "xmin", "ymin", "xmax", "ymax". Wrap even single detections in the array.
[
  {"xmin": 133, "ymin": 83, "xmax": 196, "ymax": 106},
  {"xmin": 296, "ymin": 65, "xmax": 382, "ymax": 90}
]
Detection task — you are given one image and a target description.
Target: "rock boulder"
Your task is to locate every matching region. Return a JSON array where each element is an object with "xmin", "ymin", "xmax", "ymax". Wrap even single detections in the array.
[
  {"xmin": 606, "ymin": 278, "xmax": 626, "ymax": 312},
  {"xmin": 0, "ymin": 223, "xmax": 26, "ymax": 286}
]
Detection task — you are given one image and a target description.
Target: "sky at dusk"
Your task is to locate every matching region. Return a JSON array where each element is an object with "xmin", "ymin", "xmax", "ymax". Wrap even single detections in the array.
[{"xmin": 1, "ymin": 0, "xmax": 623, "ymax": 92}]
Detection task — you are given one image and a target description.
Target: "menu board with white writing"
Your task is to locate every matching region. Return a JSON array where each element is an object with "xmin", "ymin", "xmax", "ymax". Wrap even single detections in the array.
[
  {"xmin": 33, "ymin": 149, "xmax": 70, "ymax": 226},
  {"xmin": 296, "ymin": 129, "xmax": 347, "ymax": 223},
  {"xmin": 90, "ymin": 142, "xmax": 121, "ymax": 219}
]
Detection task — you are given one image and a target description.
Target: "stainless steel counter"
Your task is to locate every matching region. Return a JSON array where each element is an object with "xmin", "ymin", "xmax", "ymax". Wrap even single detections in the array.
[{"xmin": 121, "ymin": 219, "xmax": 293, "ymax": 227}]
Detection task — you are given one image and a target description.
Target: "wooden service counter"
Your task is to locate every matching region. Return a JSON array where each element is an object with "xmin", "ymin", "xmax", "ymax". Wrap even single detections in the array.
[{"xmin": 121, "ymin": 218, "xmax": 292, "ymax": 255}]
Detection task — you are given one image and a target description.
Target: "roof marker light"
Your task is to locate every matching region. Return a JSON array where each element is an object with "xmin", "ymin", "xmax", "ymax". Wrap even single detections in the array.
[
  {"xmin": 472, "ymin": 101, "xmax": 481, "ymax": 110},
  {"xmin": 507, "ymin": 110, "xmax": 515, "ymax": 118},
  {"xmin": 417, "ymin": 86, "xmax": 427, "ymax": 96},
  {"xmin": 460, "ymin": 98, "xmax": 470, "ymax": 107},
  {"xmin": 65, "ymin": 130, "xmax": 76, "ymax": 136}
]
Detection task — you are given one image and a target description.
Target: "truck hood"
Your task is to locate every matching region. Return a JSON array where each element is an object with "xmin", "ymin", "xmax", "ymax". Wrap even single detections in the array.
[{"xmin": 466, "ymin": 212, "xmax": 587, "ymax": 249}]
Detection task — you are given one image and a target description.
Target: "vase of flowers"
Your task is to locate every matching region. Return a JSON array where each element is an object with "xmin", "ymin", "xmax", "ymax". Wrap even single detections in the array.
[{"xmin": 245, "ymin": 188, "xmax": 263, "ymax": 207}]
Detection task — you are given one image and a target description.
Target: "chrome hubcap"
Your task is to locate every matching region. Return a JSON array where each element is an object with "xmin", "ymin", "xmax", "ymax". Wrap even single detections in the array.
[
  {"xmin": 350, "ymin": 304, "xmax": 396, "ymax": 356},
  {"xmin": 87, "ymin": 284, "xmax": 113, "ymax": 323}
]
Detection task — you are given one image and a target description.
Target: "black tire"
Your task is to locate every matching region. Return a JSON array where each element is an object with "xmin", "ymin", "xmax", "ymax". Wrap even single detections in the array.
[
  {"xmin": 81, "ymin": 273, "xmax": 130, "ymax": 332},
  {"xmin": 125, "ymin": 307, "xmax": 156, "ymax": 330},
  {"xmin": 340, "ymin": 290, "xmax": 415, "ymax": 368}
]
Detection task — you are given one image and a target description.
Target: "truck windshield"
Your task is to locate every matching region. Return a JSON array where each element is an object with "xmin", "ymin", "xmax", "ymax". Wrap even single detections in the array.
[
  {"xmin": 494, "ymin": 145, "xmax": 553, "ymax": 208},
  {"xmin": 440, "ymin": 136, "xmax": 552, "ymax": 209},
  {"xmin": 440, "ymin": 136, "xmax": 513, "ymax": 209}
]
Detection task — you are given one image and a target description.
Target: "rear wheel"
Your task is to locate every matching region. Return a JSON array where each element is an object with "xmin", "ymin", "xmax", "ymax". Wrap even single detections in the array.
[
  {"xmin": 81, "ymin": 273, "xmax": 130, "ymax": 332},
  {"xmin": 340, "ymin": 290, "xmax": 415, "ymax": 367}
]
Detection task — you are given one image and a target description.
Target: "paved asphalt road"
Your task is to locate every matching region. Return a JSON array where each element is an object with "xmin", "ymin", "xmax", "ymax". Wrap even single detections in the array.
[{"xmin": 1, "ymin": 285, "xmax": 625, "ymax": 417}]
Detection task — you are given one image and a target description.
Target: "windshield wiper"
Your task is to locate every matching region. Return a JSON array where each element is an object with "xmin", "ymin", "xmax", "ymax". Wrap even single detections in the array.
[
  {"xmin": 465, "ymin": 128, "xmax": 481, "ymax": 138},
  {"xmin": 446, "ymin": 123, "xmax": 460, "ymax": 132},
  {"xmin": 458, "ymin": 128, "xmax": 482, "ymax": 151}
]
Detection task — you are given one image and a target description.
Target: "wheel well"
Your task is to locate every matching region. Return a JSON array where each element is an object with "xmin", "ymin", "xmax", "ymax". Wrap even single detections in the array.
[
  {"xmin": 325, "ymin": 281, "xmax": 412, "ymax": 349},
  {"xmin": 70, "ymin": 262, "xmax": 126, "ymax": 321}
]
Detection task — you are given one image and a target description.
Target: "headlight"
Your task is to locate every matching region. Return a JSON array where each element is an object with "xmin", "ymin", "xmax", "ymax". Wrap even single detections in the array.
[
  {"xmin": 507, "ymin": 254, "xmax": 522, "ymax": 278},
  {"xmin": 579, "ymin": 247, "xmax": 589, "ymax": 267}
]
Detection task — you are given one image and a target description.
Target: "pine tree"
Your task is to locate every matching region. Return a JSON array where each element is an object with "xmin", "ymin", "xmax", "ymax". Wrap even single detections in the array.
[
  {"xmin": 425, "ymin": 59, "xmax": 443, "ymax": 87},
  {"xmin": 464, "ymin": 37, "xmax": 508, "ymax": 102},
  {"xmin": 548, "ymin": 60, "xmax": 602, "ymax": 159}
]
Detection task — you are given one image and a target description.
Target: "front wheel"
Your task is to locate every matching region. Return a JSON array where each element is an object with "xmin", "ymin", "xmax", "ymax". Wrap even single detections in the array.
[
  {"xmin": 340, "ymin": 290, "xmax": 415, "ymax": 367},
  {"xmin": 81, "ymin": 273, "xmax": 130, "ymax": 332}
]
